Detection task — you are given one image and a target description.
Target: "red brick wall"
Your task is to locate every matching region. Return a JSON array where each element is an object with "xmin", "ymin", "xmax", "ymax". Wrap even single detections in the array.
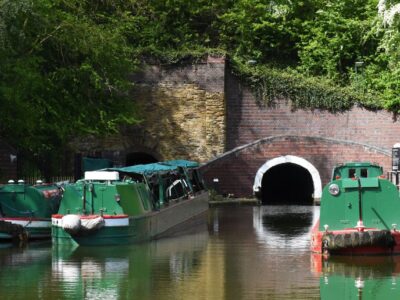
[
  {"xmin": 201, "ymin": 135, "xmax": 391, "ymax": 198},
  {"xmin": 225, "ymin": 69, "xmax": 400, "ymax": 152},
  {"xmin": 202, "ymin": 67, "xmax": 400, "ymax": 198}
]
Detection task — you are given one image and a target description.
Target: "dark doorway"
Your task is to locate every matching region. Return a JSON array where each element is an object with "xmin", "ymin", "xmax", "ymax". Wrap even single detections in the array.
[
  {"xmin": 125, "ymin": 152, "xmax": 158, "ymax": 166},
  {"xmin": 261, "ymin": 163, "xmax": 314, "ymax": 205}
]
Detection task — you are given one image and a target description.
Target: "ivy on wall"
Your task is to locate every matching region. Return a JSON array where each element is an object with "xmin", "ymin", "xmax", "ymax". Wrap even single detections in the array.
[{"xmin": 231, "ymin": 58, "xmax": 384, "ymax": 112}]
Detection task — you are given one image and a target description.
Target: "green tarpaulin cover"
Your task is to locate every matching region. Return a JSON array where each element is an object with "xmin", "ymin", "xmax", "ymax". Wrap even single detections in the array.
[
  {"xmin": 163, "ymin": 160, "xmax": 199, "ymax": 168},
  {"xmin": 107, "ymin": 160, "xmax": 199, "ymax": 175},
  {"xmin": 83, "ymin": 157, "xmax": 113, "ymax": 172}
]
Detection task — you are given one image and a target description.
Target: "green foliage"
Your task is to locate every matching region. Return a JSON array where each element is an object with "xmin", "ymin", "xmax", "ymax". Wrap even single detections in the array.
[
  {"xmin": 5, "ymin": 0, "xmax": 400, "ymax": 166},
  {"xmin": 298, "ymin": 0, "xmax": 378, "ymax": 81},
  {"xmin": 0, "ymin": 0, "xmax": 139, "ymax": 158},
  {"xmin": 219, "ymin": 0, "xmax": 319, "ymax": 63},
  {"xmin": 231, "ymin": 58, "xmax": 383, "ymax": 112}
]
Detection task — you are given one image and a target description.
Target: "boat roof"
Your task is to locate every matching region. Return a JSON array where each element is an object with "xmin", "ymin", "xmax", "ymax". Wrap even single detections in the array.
[
  {"xmin": 106, "ymin": 160, "xmax": 199, "ymax": 175},
  {"xmin": 334, "ymin": 162, "xmax": 381, "ymax": 169},
  {"xmin": 163, "ymin": 160, "xmax": 199, "ymax": 168}
]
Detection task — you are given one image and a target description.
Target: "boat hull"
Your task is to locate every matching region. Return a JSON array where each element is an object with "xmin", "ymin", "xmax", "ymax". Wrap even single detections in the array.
[
  {"xmin": 52, "ymin": 191, "xmax": 209, "ymax": 246},
  {"xmin": 311, "ymin": 219, "xmax": 400, "ymax": 255},
  {"xmin": 0, "ymin": 218, "xmax": 51, "ymax": 240}
]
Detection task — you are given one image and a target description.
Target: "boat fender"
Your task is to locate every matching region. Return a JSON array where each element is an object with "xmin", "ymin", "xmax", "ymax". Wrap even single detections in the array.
[
  {"xmin": 62, "ymin": 214, "xmax": 81, "ymax": 235},
  {"xmin": 0, "ymin": 220, "xmax": 27, "ymax": 241},
  {"xmin": 322, "ymin": 230, "xmax": 395, "ymax": 250},
  {"xmin": 81, "ymin": 216, "xmax": 105, "ymax": 231}
]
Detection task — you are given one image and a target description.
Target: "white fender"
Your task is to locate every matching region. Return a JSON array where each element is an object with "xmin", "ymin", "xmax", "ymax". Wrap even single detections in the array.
[{"xmin": 62, "ymin": 214, "xmax": 81, "ymax": 234}]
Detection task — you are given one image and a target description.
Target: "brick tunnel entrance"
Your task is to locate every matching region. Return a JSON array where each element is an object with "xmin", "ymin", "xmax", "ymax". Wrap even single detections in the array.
[
  {"xmin": 253, "ymin": 155, "xmax": 322, "ymax": 205},
  {"xmin": 261, "ymin": 163, "xmax": 314, "ymax": 205}
]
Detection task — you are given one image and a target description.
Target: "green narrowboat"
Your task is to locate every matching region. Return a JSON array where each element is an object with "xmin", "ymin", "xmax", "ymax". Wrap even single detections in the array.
[
  {"xmin": 52, "ymin": 160, "xmax": 209, "ymax": 246},
  {"xmin": 311, "ymin": 254, "xmax": 400, "ymax": 299},
  {"xmin": 311, "ymin": 162, "xmax": 400, "ymax": 255},
  {"xmin": 0, "ymin": 180, "xmax": 62, "ymax": 240}
]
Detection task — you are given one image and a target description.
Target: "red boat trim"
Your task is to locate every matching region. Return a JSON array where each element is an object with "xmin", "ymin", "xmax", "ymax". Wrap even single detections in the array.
[{"xmin": 52, "ymin": 214, "xmax": 128, "ymax": 219}]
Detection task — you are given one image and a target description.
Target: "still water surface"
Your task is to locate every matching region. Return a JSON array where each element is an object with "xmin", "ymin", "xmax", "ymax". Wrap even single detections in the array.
[{"xmin": 0, "ymin": 206, "xmax": 399, "ymax": 299}]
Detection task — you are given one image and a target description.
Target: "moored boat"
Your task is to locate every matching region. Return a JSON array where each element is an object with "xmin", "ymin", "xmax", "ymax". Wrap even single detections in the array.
[
  {"xmin": 0, "ymin": 180, "xmax": 62, "ymax": 240},
  {"xmin": 52, "ymin": 160, "xmax": 209, "ymax": 246},
  {"xmin": 311, "ymin": 162, "xmax": 400, "ymax": 255}
]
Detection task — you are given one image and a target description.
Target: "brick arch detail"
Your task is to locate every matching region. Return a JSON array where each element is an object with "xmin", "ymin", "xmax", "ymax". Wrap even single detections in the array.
[
  {"xmin": 253, "ymin": 155, "xmax": 322, "ymax": 200},
  {"xmin": 200, "ymin": 135, "xmax": 392, "ymax": 198}
]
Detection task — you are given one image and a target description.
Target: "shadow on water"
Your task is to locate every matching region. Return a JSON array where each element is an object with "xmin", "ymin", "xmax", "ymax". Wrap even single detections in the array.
[
  {"xmin": 261, "ymin": 163, "xmax": 314, "ymax": 205},
  {"xmin": 311, "ymin": 254, "xmax": 400, "ymax": 299}
]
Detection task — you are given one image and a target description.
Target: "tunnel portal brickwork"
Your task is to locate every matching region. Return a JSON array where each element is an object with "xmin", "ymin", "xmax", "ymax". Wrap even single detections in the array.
[
  {"xmin": 225, "ymin": 67, "xmax": 400, "ymax": 152},
  {"xmin": 70, "ymin": 59, "xmax": 400, "ymax": 198},
  {"xmin": 200, "ymin": 64, "xmax": 400, "ymax": 197},
  {"xmin": 200, "ymin": 136, "xmax": 390, "ymax": 198}
]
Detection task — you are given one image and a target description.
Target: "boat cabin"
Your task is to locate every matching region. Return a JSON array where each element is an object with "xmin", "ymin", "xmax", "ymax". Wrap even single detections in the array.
[{"xmin": 331, "ymin": 162, "xmax": 383, "ymax": 181}]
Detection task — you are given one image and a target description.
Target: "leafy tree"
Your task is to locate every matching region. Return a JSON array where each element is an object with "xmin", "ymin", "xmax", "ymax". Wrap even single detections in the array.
[
  {"xmin": 297, "ymin": 0, "xmax": 378, "ymax": 82},
  {"xmin": 219, "ymin": 0, "xmax": 319, "ymax": 64},
  {"xmin": 0, "ymin": 0, "xmax": 139, "ymax": 174},
  {"xmin": 5, "ymin": 0, "xmax": 400, "ymax": 177}
]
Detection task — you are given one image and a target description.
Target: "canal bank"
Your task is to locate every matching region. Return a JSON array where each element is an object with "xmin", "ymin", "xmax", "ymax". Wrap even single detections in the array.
[{"xmin": 208, "ymin": 197, "xmax": 261, "ymax": 207}]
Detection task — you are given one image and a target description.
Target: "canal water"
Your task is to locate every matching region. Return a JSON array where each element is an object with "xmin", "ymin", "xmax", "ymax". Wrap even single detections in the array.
[{"xmin": 0, "ymin": 206, "xmax": 399, "ymax": 299}]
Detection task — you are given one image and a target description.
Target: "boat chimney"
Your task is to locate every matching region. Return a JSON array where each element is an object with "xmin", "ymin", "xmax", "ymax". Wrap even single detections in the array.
[{"xmin": 392, "ymin": 143, "xmax": 400, "ymax": 187}]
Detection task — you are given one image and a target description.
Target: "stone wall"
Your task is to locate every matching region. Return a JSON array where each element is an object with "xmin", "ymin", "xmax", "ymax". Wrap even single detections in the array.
[
  {"xmin": 73, "ymin": 56, "xmax": 226, "ymax": 166},
  {"xmin": 71, "ymin": 59, "xmax": 400, "ymax": 199}
]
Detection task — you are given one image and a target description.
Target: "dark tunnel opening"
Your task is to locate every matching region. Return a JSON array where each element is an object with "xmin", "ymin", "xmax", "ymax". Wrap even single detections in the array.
[
  {"xmin": 260, "ymin": 163, "xmax": 314, "ymax": 205},
  {"xmin": 126, "ymin": 152, "xmax": 158, "ymax": 166}
]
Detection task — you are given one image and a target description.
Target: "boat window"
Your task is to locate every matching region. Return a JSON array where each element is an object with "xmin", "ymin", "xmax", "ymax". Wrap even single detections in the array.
[
  {"xmin": 360, "ymin": 169, "xmax": 368, "ymax": 178},
  {"xmin": 349, "ymin": 169, "xmax": 356, "ymax": 178}
]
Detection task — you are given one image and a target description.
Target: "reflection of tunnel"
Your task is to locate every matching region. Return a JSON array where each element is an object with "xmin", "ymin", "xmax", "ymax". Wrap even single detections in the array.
[
  {"xmin": 262, "ymin": 211, "xmax": 313, "ymax": 236},
  {"xmin": 126, "ymin": 152, "xmax": 158, "ymax": 166},
  {"xmin": 261, "ymin": 163, "xmax": 314, "ymax": 205}
]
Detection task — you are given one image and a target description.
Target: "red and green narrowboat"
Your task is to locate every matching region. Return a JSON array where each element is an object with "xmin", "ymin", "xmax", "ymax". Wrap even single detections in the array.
[
  {"xmin": 311, "ymin": 162, "xmax": 400, "ymax": 255},
  {"xmin": 0, "ymin": 180, "xmax": 62, "ymax": 240},
  {"xmin": 52, "ymin": 160, "xmax": 209, "ymax": 246}
]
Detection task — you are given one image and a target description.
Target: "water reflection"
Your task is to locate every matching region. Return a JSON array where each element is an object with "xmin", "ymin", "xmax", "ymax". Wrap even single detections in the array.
[
  {"xmin": 0, "ymin": 242, "xmax": 53, "ymax": 299},
  {"xmin": 254, "ymin": 205, "xmax": 319, "ymax": 249},
  {"xmin": 51, "ymin": 229, "xmax": 209, "ymax": 299},
  {"xmin": 313, "ymin": 255, "xmax": 400, "ymax": 299},
  {"xmin": 0, "ymin": 206, "xmax": 327, "ymax": 299}
]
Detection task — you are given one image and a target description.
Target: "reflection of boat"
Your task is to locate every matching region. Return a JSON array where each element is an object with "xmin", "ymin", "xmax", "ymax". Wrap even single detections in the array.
[
  {"xmin": 52, "ymin": 230, "xmax": 209, "ymax": 299},
  {"xmin": 0, "ymin": 242, "xmax": 52, "ymax": 298},
  {"xmin": 313, "ymin": 255, "xmax": 400, "ymax": 299},
  {"xmin": 311, "ymin": 162, "xmax": 400, "ymax": 255},
  {"xmin": 52, "ymin": 160, "xmax": 209, "ymax": 246},
  {"xmin": 0, "ymin": 181, "xmax": 62, "ymax": 240}
]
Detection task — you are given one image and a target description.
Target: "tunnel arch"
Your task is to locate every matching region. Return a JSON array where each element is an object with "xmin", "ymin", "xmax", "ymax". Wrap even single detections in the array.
[
  {"xmin": 253, "ymin": 155, "xmax": 322, "ymax": 202},
  {"xmin": 125, "ymin": 152, "xmax": 158, "ymax": 166}
]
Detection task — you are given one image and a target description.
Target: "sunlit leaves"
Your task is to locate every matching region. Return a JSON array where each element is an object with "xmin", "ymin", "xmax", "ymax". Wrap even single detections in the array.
[{"xmin": 0, "ymin": 0, "xmax": 139, "ymax": 157}]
